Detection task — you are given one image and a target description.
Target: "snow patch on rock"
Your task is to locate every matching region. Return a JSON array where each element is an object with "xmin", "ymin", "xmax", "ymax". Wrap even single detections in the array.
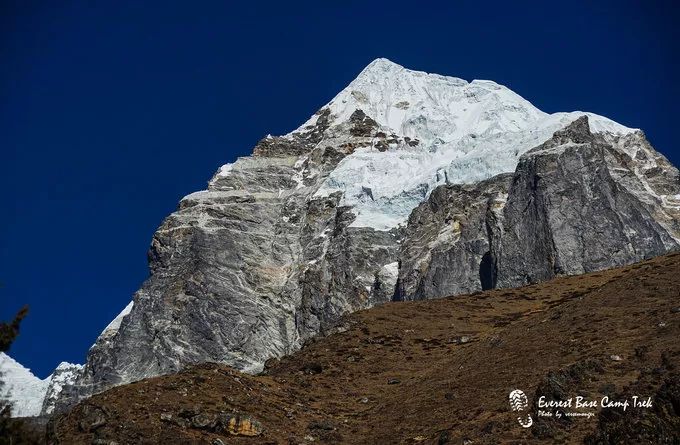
[
  {"xmin": 40, "ymin": 362, "xmax": 83, "ymax": 415},
  {"xmin": 98, "ymin": 301, "xmax": 134, "ymax": 342}
]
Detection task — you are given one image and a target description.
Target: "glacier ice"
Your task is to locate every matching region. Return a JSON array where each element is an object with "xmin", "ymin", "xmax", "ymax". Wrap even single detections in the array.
[{"xmin": 292, "ymin": 58, "xmax": 635, "ymax": 230}]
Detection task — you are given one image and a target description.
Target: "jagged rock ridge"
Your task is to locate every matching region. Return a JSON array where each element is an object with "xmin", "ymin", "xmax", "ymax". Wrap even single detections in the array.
[{"xmin": 32, "ymin": 58, "xmax": 679, "ymax": 414}]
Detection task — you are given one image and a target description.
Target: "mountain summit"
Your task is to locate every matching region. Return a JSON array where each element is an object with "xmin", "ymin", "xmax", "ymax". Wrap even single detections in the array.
[
  {"xmin": 292, "ymin": 57, "xmax": 635, "ymax": 229},
  {"xmin": 7, "ymin": 59, "xmax": 679, "ymax": 416},
  {"xmin": 296, "ymin": 57, "xmax": 630, "ymax": 140}
]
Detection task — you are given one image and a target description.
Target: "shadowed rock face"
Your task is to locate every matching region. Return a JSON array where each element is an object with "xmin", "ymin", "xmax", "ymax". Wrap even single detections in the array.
[
  {"xmin": 396, "ymin": 174, "xmax": 512, "ymax": 300},
  {"xmin": 397, "ymin": 116, "xmax": 679, "ymax": 299}
]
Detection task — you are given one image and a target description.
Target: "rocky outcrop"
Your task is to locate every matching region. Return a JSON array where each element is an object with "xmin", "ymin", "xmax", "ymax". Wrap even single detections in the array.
[
  {"xmin": 396, "ymin": 174, "xmax": 512, "ymax": 300},
  {"xmin": 397, "ymin": 116, "xmax": 679, "ymax": 299},
  {"xmin": 495, "ymin": 116, "xmax": 679, "ymax": 287},
  {"xmin": 40, "ymin": 362, "xmax": 82, "ymax": 416}
]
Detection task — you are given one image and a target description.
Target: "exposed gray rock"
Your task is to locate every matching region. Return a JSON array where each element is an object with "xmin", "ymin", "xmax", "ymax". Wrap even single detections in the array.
[
  {"xmin": 40, "ymin": 362, "xmax": 83, "ymax": 416},
  {"xmin": 396, "ymin": 174, "xmax": 512, "ymax": 300},
  {"xmin": 495, "ymin": 116, "xmax": 679, "ymax": 287},
  {"xmin": 397, "ymin": 116, "xmax": 679, "ymax": 299},
  {"xmin": 53, "ymin": 107, "xmax": 404, "ymax": 413}
]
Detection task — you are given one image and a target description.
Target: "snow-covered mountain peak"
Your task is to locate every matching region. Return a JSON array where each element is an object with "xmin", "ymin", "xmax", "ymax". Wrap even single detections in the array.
[
  {"xmin": 54, "ymin": 361, "xmax": 81, "ymax": 372},
  {"xmin": 356, "ymin": 57, "xmax": 406, "ymax": 76},
  {"xmin": 40, "ymin": 361, "xmax": 83, "ymax": 415},
  {"xmin": 294, "ymin": 57, "xmax": 548, "ymax": 146},
  {"xmin": 289, "ymin": 59, "xmax": 638, "ymax": 230}
]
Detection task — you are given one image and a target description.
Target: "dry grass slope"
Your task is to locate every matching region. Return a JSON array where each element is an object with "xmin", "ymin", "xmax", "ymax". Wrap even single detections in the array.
[{"xmin": 52, "ymin": 251, "xmax": 680, "ymax": 444}]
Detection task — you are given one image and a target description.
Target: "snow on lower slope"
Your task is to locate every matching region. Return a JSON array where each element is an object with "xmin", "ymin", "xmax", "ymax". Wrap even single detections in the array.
[
  {"xmin": 0, "ymin": 353, "xmax": 84, "ymax": 417},
  {"xmin": 0, "ymin": 352, "xmax": 49, "ymax": 417},
  {"xmin": 0, "ymin": 301, "xmax": 129, "ymax": 417},
  {"xmin": 290, "ymin": 58, "xmax": 636, "ymax": 230}
]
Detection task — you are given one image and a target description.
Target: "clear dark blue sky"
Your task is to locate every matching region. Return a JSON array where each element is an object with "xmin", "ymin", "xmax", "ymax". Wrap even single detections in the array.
[{"xmin": 1, "ymin": 0, "xmax": 678, "ymax": 377}]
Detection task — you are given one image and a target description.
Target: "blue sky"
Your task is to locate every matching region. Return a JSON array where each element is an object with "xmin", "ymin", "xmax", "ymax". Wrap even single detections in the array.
[{"xmin": 1, "ymin": 0, "xmax": 678, "ymax": 377}]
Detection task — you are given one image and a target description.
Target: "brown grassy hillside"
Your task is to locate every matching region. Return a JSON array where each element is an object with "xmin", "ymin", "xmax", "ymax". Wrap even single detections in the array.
[{"xmin": 51, "ymin": 251, "xmax": 680, "ymax": 444}]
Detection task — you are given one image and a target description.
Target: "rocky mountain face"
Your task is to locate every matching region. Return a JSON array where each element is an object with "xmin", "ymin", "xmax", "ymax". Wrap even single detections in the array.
[
  {"xmin": 39, "ymin": 362, "xmax": 82, "ymax": 416},
  {"xmin": 496, "ymin": 117, "xmax": 679, "ymax": 287},
  {"xmin": 41, "ymin": 58, "xmax": 679, "ymax": 414},
  {"xmin": 396, "ymin": 173, "xmax": 513, "ymax": 299},
  {"xmin": 398, "ymin": 116, "xmax": 680, "ymax": 299}
]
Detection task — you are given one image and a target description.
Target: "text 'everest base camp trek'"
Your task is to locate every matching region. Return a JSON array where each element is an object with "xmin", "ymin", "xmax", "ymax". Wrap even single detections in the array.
[{"xmin": 2, "ymin": 58, "xmax": 679, "ymax": 419}]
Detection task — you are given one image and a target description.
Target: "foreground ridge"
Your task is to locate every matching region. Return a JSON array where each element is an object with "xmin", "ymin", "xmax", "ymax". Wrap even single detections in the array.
[{"xmin": 51, "ymin": 251, "xmax": 680, "ymax": 444}]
